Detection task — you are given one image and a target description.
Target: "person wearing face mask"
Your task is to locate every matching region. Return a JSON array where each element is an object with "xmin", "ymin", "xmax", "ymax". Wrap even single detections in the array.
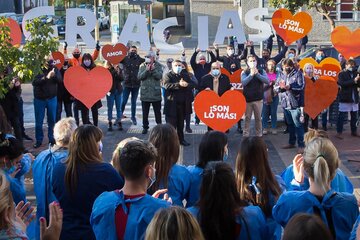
[
  {"xmin": 275, "ymin": 58, "xmax": 305, "ymax": 153},
  {"xmin": 63, "ymin": 41, "xmax": 100, "ymax": 67},
  {"xmin": 287, "ymin": 48, "xmax": 297, "ymax": 59},
  {"xmin": 249, "ymin": 41, "xmax": 288, "ymax": 70},
  {"xmin": 335, "ymin": 59, "xmax": 360, "ymax": 139},
  {"xmin": 73, "ymin": 54, "xmax": 102, "ymax": 127},
  {"xmin": 121, "ymin": 46, "xmax": 145, "ymax": 126},
  {"xmin": 262, "ymin": 60, "xmax": 280, "ymax": 135},
  {"xmin": 338, "ymin": 53, "xmax": 346, "ymax": 70},
  {"xmin": 32, "ymin": 57, "xmax": 62, "ymax": 148},
  {"xmin": 214, "ymin": 44, "xmax": 247, "ymax": 72},
  {"xmin": 241, "ymin": 55, "xmax": 269, "ymax": 137},
  {"xmin": 163, "ymin": 60, "xmax": 193, "ymax": 146},
  {"xmin": 56, "ymin": 57, "xmax": 73, "ymax": 122},
  {"xmin": 138, "ymin": 51, "xmax": 163, "ymax": 134},
  {"xmin": 91, "ymin": 140, "xmax": 170, "ymax": 240}
]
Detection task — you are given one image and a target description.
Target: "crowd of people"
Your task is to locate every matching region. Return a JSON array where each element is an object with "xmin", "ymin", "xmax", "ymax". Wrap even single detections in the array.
[{"xmin": 0, "ymin": 38, "xmax": 360, "ymax": 239}]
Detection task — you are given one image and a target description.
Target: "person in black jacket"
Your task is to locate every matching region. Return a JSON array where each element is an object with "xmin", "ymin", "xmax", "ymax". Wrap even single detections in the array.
[
  {"xmin": 163, "ymin": 60, "xmax": 193, "ymax": 146},
  {"xmin": 57, "ymin": 58, "xmax": 73, "ymax": 122},
  {"xmin": 241, "ymin": 55, "xmax": 269, "ymax": 137},
  {"xmin": 120, "ymin": 46, "xmax": 145, "ymax": 125},
  {"xmin": 249, "ymin": 41, "xmax": 288, "ymax": 70},
  {"xmin": 336, "ymin": 59, "xmax": 360, "ymax": 139},
  {"xmin": 214, "ymin": 44, "xmax": 247, "ymax": 71},
  {"xmin": 105, "ymin": 61, "xmax": 123, "ymax": 131},
  {"xmin": 32, "ymin": 58, "xmax": 62, "ymax": 148}
]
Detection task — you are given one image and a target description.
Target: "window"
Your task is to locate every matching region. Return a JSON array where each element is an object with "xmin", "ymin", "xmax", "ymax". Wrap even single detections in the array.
[{"xmin": 326, "ymin": 0, "xmax": 359, "ymax": 21}]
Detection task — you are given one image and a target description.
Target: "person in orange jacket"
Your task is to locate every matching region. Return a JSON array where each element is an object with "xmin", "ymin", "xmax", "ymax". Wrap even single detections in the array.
[{"xmin": 63, "ymin": 41, "xmax": 101, "ymax": 67}]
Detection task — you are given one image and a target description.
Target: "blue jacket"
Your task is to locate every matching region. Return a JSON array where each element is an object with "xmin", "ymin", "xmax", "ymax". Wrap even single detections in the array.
[
  {"xmin": 186, "ymin": 165, "xmax": 203, "ymax": 207},
  {"xmin": 280, "ymin": 165, "xmax": 353, "ymax": 193},
  {"xmin": 349, "ymin": 215, "xmax": 360, "ymax": 240},
  {"xmin": 187, "ymin": 205, "xmax": 267, "ymax": 240},
  {"xmin": 91, "ymin": 190, "xmax": 169, "ymax": 240},
  {"xmin": 156, "ymin": 164, "xmax": 191, "ymax": 207},
  {"xmin": 273, "ymin": 190, "xmax": 359, "ymax": 240},
  {"xmin": 33, "ymin": 147, "xmax": 68, "ymax": 240}
]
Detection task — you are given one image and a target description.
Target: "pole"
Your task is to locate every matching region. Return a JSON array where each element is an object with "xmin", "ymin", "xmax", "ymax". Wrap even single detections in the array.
[
  {"xmin": 94, "ymin": 0, "xmax": 99, "ymax": 42},
  {"xmin": 259, "ymin": 0, "xmax": 264, "ymax": 53}
]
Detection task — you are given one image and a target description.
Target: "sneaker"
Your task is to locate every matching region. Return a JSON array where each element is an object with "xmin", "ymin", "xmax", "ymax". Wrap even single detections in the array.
[
  {"xmin": 271, "ymin": 129, "xmax": 277, "ymax": 135},
  {"xmin": 180, "ymin": 140, "xmax": 190, "ymax": 146},
  {"xmin": 195, "ymin": 121, "xmax": 200, "ymax": 126},
  {"xmin": 283, "ymin": 128, "xmax": 289, "ymax": 134},
  {"xmin": 263, "ymin": 128, "xmax": 268, "ymax": 135},
  {"xmin": 131, "ymin": 118, "xmax": 137, "ymax": 125},
  {"xmin": 108, "ymin": 122, "xmax": 113, "ymax": 131},
  {"xmin": 186, "ymin": 127, "xmax": 192, "ymax": 133},
  {"xmin": 22, "ymin": 134, "xmax": 33, "ymax": 141},
  {"xmin": 33, "ymin": 142, "xmax": 42, "ymax": 149},
  {"xmin": 118, "ymin": 121, "xmax": 123, "ymax": 131},
  {"xmin": 335, "ymin": 133, "xmax": 343, "ymax": 139},
  {"xmin": 142, "ymin": 128, "xmax": 148, "ymax": 134},
  {"xmin": 282, "ymin": 144, "xmax": 296, "ymax": 149}
]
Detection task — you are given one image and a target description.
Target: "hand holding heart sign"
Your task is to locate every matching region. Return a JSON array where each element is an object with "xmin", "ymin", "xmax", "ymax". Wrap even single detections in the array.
[
  {"xmin": 221, "ymin": 68, "xmax": 243, "ymax": 91},
  {"xmin": 0, "ymin": 18, "xmax": 22, "ymax": 47},
  {"xmin": 331, "ymin": 26, "xmax": 360, "ymax": 60},
  {"xmin": 101, "ymin": 43, "xmax": 128, "ymax": 65},
  {"xmin": 272, "ymin": 8, "xmax": 312, "ymax": 45},
  {"xmin": 194, "ymin": 90, "xmax": 246, "ymax": 132},
  {"xmin": 64, "ymin": 66, "xmax": 112, "ymax": 109}
]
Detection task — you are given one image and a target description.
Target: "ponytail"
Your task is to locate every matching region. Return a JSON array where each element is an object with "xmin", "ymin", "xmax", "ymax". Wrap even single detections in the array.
[{"xmin": 313, "ymin": 156, "xmax": 330, "ymax": 194}]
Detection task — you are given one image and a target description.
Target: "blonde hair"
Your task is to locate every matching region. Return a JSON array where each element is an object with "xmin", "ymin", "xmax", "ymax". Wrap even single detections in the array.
[
  {"xmin": 303, "ymin": 138, "xmax": 339, "ymax": 195},
  {"xmin": 303, "ymin": 63, "xmax": 314, "ymax": 72},
  {"xmin": 0, "ymin": 171, "xmax": 14, "ymax": 230},
  {"xmin": 145, "ymin": 207, "xmax": 204, "ymax": 240},
  {"xmin": 111, "ymin": 137, "xmax": 139, "ymax": 172},
  {"xmin": 53, "ymin": 117, "xmax": 77, "ymax": 146},
  {"xmin": 304, "ymin": 129, "xmax": 328, "ymax": 145}
]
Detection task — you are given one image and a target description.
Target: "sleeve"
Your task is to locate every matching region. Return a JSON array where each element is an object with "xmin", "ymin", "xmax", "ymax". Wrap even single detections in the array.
[
  {"xmin": 238, "ymin": 46, "xmax": 248, "ymax": 60},
  {"xmin": 241, "ymin": 72, "xmax": 253, "ymax": 87},
  {"xmin": 92, "ymin": 49, "xmax": 99, "ymax": 61},
  {"xmin": 163, "ymin": 73, "xmax": 180, "ymax": 90},
  {"xmin": 151, "ymin": 64, "xmax": 164, "ymax": 81},
  {"xmin": 199, "ymin": 75, "xmax": 207, "ymax": 91},
  {"xmin": 32, "ymin": 74, "xmax": 46, "ymax": 86},
  {"xmin": 289, "ymin": 72, "xmax": 305, "ymax": 91},
  {"xmin": 272, "ymin": 193, "xmax": 293, "ymax": 227},
  {"xmin": 209, "ymin": 51, "xmax": 216, "ymax": 63},
  {"xmin": 272, "ymin": 46, "xmax": 288, "ymax": 64},
  {"xmin": 137, "ymin": 64, "xmax": 149, "ymax": 81},
  {"xmin": 249, "ymin": 46, "xmax": 260, "ymax": 60},
  {"xmin": 181, "ymin": 71, "xmax": 195, "ymax": 89},
  {"xmin": 190, "ymin": 51, "xmax": 197, "ymax": 70},
  {"xmin": 350, "ymin": 216, "xmax": 360, "ymax": 240},
  {"xmin": 256, "ymin": 70, "xmax": 269, "ymax": 84},
  {"xmin": 224, "ymin": 75, "xmax": 231, "ymax": 90},
  {"xmin": 338, "ymin": 72, "xmax": 356, "ymax": 87},
  {"xmin": 215, "ymin": 48, "xmax": 224, "ymax": 62},
  {"xmin": 54, "ymin": 69, "xmax": 62, "ymax": 83}
]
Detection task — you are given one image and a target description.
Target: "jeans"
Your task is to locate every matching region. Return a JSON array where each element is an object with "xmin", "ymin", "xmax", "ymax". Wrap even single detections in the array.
[
  {"xmin": 34, "ymin": 97, "xmax": 57, "ymax": 144},
  {"xmin": 121, "ymin": 87, "xmax": 139, "ymax": 119},
  {"xmin": 284, "ymin": 108, "xmax": 305, "ymax": 147},
  {"xmin": 244, "ymin": 100, "xmax": 263, "ymax": 137},
  {"xmin": 262, "ymin": 95, "xmax": 279, "ymax": 129},
  {"xmin": 142, "ymin": 101, "xmax": 162, "ymax": 129},
  {"xmin": 337, "ymin": 111, "xmax": 358, "ymax": 134},
  {"xmin": 106, "ymin": 90, "xmax": 122, "ymax": 122}
]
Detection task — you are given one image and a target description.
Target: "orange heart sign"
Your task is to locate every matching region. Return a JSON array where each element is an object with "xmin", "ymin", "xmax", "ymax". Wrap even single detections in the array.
[
  {"xmin": 194, "ymin": 90, "xmax": 246, "ymax": 132},
  {"xmin": 0, "ymin": 18, "xmax": 22, "ymax": 47},
  {"xmin": 52, "ymin": 51, "xmax": 65, "ymax": 70},
  {"xmin": 272, "ymin": 8, "xmax": 312, "ymax": 45},
  {"xmin": 331, "ymin": 26, "xmax": 360, "ymax": 59},
  {"xmin": 64, "ymin": 66, "xmax": 112, "ymax": 109},
  {"xmin": 101, "ymin": 43, "xmax": 128, "ymax": 64},
  {"xmin": 221, "ymin": 68, "xmax": 243, "ymax": 90},
  {"xmin": 299, "ymin": 57, "xmax": 341, "ymax": 81},
  {"xmin": 304, "ymin": 76, "xmax": 338, "ymax": 119}
]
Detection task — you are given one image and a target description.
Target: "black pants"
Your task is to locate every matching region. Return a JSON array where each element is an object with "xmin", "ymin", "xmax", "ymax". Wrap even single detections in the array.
[
  {"xmin": 142, "ymin": 101, "xmax": 162, "ymax": 129},
  {"xmin": 18, "ymin": 97, "xmax": 26, "ymax": 137},
  {"xmin": 166, "ymin": 102, "xmax": 185, "ymax": 142},
  {"xmin": 80, "ymin": 106, "xmax": 99, "ymax": 126},
  {"xmin": 304, "ymin": 113, "xmax": 319, "ymax": 132},
  {"xmin": 56, "ymin": 99, "xmax": 72, "ymax": 122}
]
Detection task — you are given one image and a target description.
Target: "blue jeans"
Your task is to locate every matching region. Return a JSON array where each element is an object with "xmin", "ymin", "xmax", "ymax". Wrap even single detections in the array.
[
  {"xmin": 121, "ymin": 87, "xmax": 139, "ymax": 119},
  {"xmin": 106, "ymin": 90, "xmax": 122, "ymax": 122},
  {"xmin": 337, "ymin": 111, "xmax": 358, "ymax": 134},
  {"xmin": 34, "ymin": 97, "xmax": 57, "ymax": 144},
  {"xmin": 262, "ymin": 95, "xmax": 279, "ymax": 129},
  {"xmin": 284, "ymin": 108, "xmax": 305, "ymax": 147}
]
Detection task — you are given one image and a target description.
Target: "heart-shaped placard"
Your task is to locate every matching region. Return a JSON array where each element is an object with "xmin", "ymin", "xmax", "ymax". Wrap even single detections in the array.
[
  {"xmin": 194, "ymin": 90, "xmax": 246, "ymax": 132},
  {"xmin": 299, "ymin": 57, "xmax": 341, "ymax": 81},
  {"xmin": 52, "ymin": 51, "xmax": 65, "ymax": 70},
  {"xmin": 272, "ymin": 8, "xmax": 312, "ymax": 45},
  {"xmin": 101, "ymin": 43, "xmax": 128, "ymax": 64},
  {"xmin": 331, "ymin": 26, "xmax": 360, "ymax": 59},
  {"xmin": 0, "ymin": 18, "xmax": 22, "ymax": 47},
  {"xmin": 221, "ymin": 68, "xmax": 243, "ymax": 90},
  {"xmin": 304, "ymin": 76, "xmax": 338, "ymax": 119},
  {"xmin": 64, "ymin": 66, "xmax": 112, "ymax": 109}
]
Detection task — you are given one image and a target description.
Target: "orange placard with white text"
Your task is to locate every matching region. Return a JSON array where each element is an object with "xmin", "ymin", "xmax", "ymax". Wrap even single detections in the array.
[
  {"xmin": 101, "ymin": 43, "xmax": 128, "ymax": 64},
  {"xmin": 331, "ymin": 26, "xmax": 360, "ymax": 60},
  {"xmin": 298, "ymin": 57, "xmax": 341, "ymax": 81},
  {"xmin": 221, "ymin": 68, "xmax": 243, "ymax": 91}
]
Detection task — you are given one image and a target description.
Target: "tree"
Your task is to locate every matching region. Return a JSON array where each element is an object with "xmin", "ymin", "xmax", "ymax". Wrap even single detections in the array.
[
  {"xmin": 0, "ymin": 17, "xmax": 59, "ymax": 98},
  {"xmin": 269, "ymin": 0, "xmax": 359, "ymax": 32}
]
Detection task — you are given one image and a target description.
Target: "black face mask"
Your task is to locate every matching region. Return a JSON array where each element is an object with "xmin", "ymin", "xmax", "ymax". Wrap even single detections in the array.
[
  {"xmin": 231, "ymin": 67, "xmax": 237, "ymax": 72},
  {"xmin": 73, "ymin": 53, "xmax": 80, "ymax": 59},
  {"xmin": 285, "ymin": 67, "xmax": 292, "ymax": 73},
  {"xmin": 47, "ymin": 60, "xmax": 55, "ymax": 70},
  {"xmin": 262, "ymin": 55, "xmax": 270, "ymax": 60},
  {"xmin": 130, "ymin": 52, "xmax": 137, "ymax": 57}
]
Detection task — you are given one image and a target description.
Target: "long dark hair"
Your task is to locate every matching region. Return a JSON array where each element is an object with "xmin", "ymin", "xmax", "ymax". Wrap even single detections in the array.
[
  {"xmin": 64, "ymin": 125, "xmax": 102, "ymax": 195},
  {"xmin": 197, "ymin": 131, "xmax": 227, "ymax": 168},
  {"xmin": 81, "ymin": 53, "xmax": 96, "ymax": 70},
  {"xmin": 198, "ymin": 161, "xmax": 247, "ymax": 240},
  {"xmin": 148, "ymin": 124, "xmax": 179, "ymax": 192},
  {"xmin": 235, "ymin": 137, "xmax": 281, "ymax": 217}
]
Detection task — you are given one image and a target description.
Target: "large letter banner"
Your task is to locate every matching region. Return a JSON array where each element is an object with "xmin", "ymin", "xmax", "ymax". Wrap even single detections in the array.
[
  {"xmin": 272, "ymin": 8, "xmax": 312, "ymax": 45},
  {"xmin": 22, "ymin": 6, "xmax": 58, "ymax": 38},
  {"xmin": 101, "ymin": 43, "xmax": 128, "ymax": 65},
  {"xmin": 64, "ymin": 66, "xmax": 112, "ymax": 109},
  {"xmin": 221, "ymin": 68, "xmax": 243, "ymax": 91},
  {"xmin": 331, "ymin": 26, "xmax": 360, "ymax": 60},
  {"xmin": 214, "ymin": 11, "xmax": 246, "ymax": 45},
  {"xmin": 194, "ymin": 90, "xmax": 246, "ymax": 132},
  {"xmin": 153, "ymin": 17, "xmax": 184, "ymax": 53},
  {"xmin": 298, "ymin": 58, "xmax": 341, "ymax": 81},
  {"xmin": 0, "ymin": 18, "xmax": 22, "ymax": 47}
]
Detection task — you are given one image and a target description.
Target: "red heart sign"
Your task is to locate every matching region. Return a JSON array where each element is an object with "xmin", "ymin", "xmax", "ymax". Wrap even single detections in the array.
[
  {"xmin": 52, "ymin": 51, "xmax": 65, "ymax": 70},
  {"xmin": 101, "ymin": 43, "xmax": 128, "ymax": 64},
  {"xmin": 272, "ymin": 8, "xmax": 312, "ymax": 45},
  {"xmin": 64, "ymin": 66, "xmax": 112, "ymax": 109},
  {"xmin": 331, "ymin": 26, "xmax": 360, "ymax": 59},
  {"xmin": 194, "ymin": 90, "xmax": 246, "ymax": 132},
  {"xmin": 299, "ymin": 58, "xmax": 341, "ymax": 81},
  {"xmin": 0, "ymin": 18, "xmax": 22, "ymax": 47},
  {"xmin": 304, "ymin": 76, "xmax": 338, "ymax": 119},
  {"xmin": 221, "ymin": 68, "xmax": 243, "ymax": 91}
]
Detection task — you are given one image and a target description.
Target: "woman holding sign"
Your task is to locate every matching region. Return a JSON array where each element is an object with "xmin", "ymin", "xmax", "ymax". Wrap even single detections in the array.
[{"xmin": 303, "ymin": 63, "xmax": 319, "ymax": 132}]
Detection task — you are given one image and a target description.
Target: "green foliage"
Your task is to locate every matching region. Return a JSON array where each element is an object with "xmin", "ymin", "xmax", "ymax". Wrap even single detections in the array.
[
  {"xmin": 269, "ymin": 0, "xmax": 337, "ymax": 14},
  {"xmin": 0, "ymin": 17, "xmax": 59, "ymax": 98}
]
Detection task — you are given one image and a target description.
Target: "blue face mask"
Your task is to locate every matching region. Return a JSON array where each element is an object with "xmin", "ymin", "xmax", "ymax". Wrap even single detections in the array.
[
  {"xmin": 6, "ymin": 165, "xmax": 17, "ymax": 175},
  {"xmin": 147, "ymin": 166, "xmax": 156, "ymax": 189},
  {"xmin": 288, "ymin": 53, "xmax": 295, "ymax": 58},
  {"xmin": 316, "ymin": 55, "xmax": 323, "ymax": 61},
  {"xmin": 173, "ymin": 66, "xmax": 182, "ymax": 74},
  {"xmin": 212, "ymin": 69, "xmax": 220, "ymax": 76}
]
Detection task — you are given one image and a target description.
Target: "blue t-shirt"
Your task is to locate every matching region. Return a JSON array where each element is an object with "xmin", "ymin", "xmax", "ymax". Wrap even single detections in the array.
[{"xmin": 52, "ymin": 162, "xmax": 124, "ymax": 240}]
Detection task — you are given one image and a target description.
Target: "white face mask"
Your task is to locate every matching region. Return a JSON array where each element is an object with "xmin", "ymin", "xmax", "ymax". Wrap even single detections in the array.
[
  {"xmin": 145, "ymin": 57, "xmax": 151, "ymax": 63},
  {"xmin": 305, "ymin": 67, "xmax": 313, "ymax": 74},
  {"xmin": 248, "ymin": 61, "xmax": 257, "ymax": 69},
  {"xmin": 227, "ymin": 49, "xmax": 234, "ymax": 56},
  {"xmin": 84, "ymin": 60, "xmax": 91, "ymax": 67}
]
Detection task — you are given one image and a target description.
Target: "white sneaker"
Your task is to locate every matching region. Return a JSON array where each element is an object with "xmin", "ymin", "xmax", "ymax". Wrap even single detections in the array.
[
  {"xmin": 263, "ymin": 129, "xmax": 268, "ymax": 135},
  {"xmin": 271, "ymin": 129, "xmax": 277, "ymax": 135}
]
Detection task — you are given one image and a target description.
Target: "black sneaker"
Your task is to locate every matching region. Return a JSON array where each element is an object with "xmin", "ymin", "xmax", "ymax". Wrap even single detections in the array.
[
  {"xmin": 33, "ymin": 142, "xmax": 42, "ymax": 149},
  {"xmin": 186, "ymin": 127, "xmax": 192, "ymax": 133},
  {"xmin": 108, "ymin": 122, "xmax": 113, "ymax": 131},
  {"xmin": 22, "ymin": 134, "xmax": 33, "ymax": 141},
  {"xmin": 131, "ymin": 118, "xmax": 137, "ymax": 125},
  {"xmin": 142, "ymin": 128, "xmax": 148, "ymax": 134},
  {"xmin": 118, "ymin": 121, "xmax": 123, "ymax": 131},
  {"xmin": 180, "ymin": 140, "xmax": 190, "ymax": 146}
]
